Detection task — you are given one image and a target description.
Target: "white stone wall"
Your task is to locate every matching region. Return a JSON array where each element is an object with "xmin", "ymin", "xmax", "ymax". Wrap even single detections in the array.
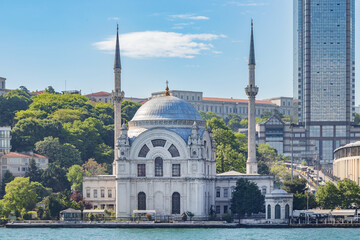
[
  {"xmin": 333, "ymin": 156, "xmax": 360, "ymax": 185},
  {"xmin": 83, "ymin": 175, "xmax": 116, "ymax": 209},
  {"xmin": 214, "ymin": 175, "xmax": 274, "ymax": 215}
]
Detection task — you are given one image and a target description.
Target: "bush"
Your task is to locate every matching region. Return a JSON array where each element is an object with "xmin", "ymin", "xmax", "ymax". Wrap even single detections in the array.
[
  {"xmin": 222, "ymin": 213, "xmax": 233, "ymax": 223},
  {"xmin": 22, "ymin": 213, "xmax": 32, "ymax": 220},
  {"xmin": 181, "ymin": 212, "xmax": 187, "ymax": 221},
  {"xmin": 146, "ymin": 213, "xmax": 152, "ymax": 221}
]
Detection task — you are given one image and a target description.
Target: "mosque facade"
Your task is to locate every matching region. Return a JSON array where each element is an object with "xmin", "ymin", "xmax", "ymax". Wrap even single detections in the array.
[{"xmin": 83, "ymin": 23, "xmax": 292, "ymax": 221}]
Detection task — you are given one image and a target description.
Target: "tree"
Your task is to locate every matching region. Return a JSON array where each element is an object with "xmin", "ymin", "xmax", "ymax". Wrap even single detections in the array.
[
  {"xmin": 66, "ymin": 165, "xmax": 83, "ymax": 192},
  {"xmin": 45, "ymin": 86, "xmax": 56, "ymax": 94},
  {"xmin": 83, "ymin": 158, "xmax": 107, "ymax": 176},
  {"xmin": 282, "ymin": 178, "xmax": 307, "ymax": 194},
  {"xmin": 315, "ymin": 182, "xmax": 341, "ymax": 210},
  {"xmin": 0, "ymin": 89, "xmax": 32, "ymax": 126},
  {"xmin": 25, "ymin": 158, "xmax": 43, "ymax": 182},
  {"xmin": 0, "ymin": 170, "xmax": 14, "ymax": 198},
  {"xmin": 337, "ymin": 179, "xmax": 360, "ymax": 209},
  {"xmin": 216, "ymin": 144, "xmax": 246, "ymax": 173},
  {"xmin": 1, "ymin": 177, "xmax": 39, "ymax": 214},
  {"xmin": 355, "ymin": 112, "xmax": 360, "ymax": 125},
  {"xmin": 41, "ymin": 163, "xmax": 71, "ymax": 192},
  {"xmin": 207, "ymin": 117, "xmax": 229, "ymax": 130},
  {"xmin": 231, "ymin": 179, "xmax": 264, "ymax": 220},
  {"xmin": 35, "ymin": 136, "xmax": 82, "ymax": 168},
  {"xmin": 293, "ymin": 192, "xmax": 318, "ymax": 210},
  {"xmin": 11, "ymin": 118, "xmax": 64, "ymax": 152},
  {"xmin": 257, "ymin": 144, "xmax": 278, "ymax": 175},
  {"xmin": 261, "ymin": 110, "xmax": 273, "ymax": 120},
  {"xmin": 121, "ymin": 100, "xmax": 141, "ymax": 123},
  {"xmin": 199, "ymin": 111, "xmax": 220, "ymax": 121}
]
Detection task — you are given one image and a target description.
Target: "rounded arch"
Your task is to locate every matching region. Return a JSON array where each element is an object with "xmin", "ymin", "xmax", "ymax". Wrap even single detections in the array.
[
  {"xmin": 172, "ymin": 192, "xmax": 181, "ymax": 214},
  {"xmin": 130, "ymin": 128, "xmax": 189, "ymax": 159},
  {"xmin": 138, "ymin": 192, "xmax": 146, "ymax": 210},
  {"xmin": 285, "ymin": 204, "xmax": 290, "ymax": 219},
  {"xmin": 155, "ymin": 157, "xmax": 163, "ymax": 176},
  {"xmin": 275, "ymin": 204, "xmax": 281, "ymax": 219},
  {"xmin": 267, "ymin": 204, "xmax": 271, "ymax": 219}
]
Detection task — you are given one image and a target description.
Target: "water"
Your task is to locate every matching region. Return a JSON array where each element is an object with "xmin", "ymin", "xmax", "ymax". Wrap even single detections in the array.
[{"xmin": 0, "ymin": 228, "xmax": 360, "ymax": 240}]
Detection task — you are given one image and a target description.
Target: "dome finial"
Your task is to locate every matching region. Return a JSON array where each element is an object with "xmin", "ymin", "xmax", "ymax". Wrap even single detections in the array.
[{"xmin": 165, "ymin": 80, "xmax": 170, "ymax": 96}]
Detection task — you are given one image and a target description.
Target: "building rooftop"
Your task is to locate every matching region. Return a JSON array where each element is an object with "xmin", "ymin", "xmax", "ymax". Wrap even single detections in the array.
[
  {"xmin": 2, "ymin": 152, "xmax": 47, "ymax": 159},
  {"xmin": 202, "ymin": 97, "xmax": 275, "ymax": 105},
  {"xmin": 216, "ymin": 170, "xmax": 246, "ymax": 176},
  {"xmin": 86, "ymin": 91, "xmax": 112, "ymax": 97}
]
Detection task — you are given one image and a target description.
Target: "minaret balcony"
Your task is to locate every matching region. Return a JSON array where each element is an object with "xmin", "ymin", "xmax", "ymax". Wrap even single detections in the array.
[{"xmin": 245, "ymin": 86, "xmax": 258, "ymax": 97}]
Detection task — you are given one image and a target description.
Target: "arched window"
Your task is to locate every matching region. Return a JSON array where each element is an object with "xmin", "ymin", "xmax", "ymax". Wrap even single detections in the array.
[
  {"xmin": 155, "ymin": 157, "xmax": 163, "ymax": 176},
  {"xmin": 275, "ymin": 204, "xmax": 281, "ymax": 219},
  {"xmin": 138, "ymin": 192, "xmax": 146, "ymax": 210},
  {"xmin": 285, "ymin": 204, "xmax": 290, "ymax": 219},
  {"xmin": 138, "ymin": 144, "xmax": 150, "ymax": 158},
  {"xmin": 267, "ymin": 204, "xmax": 271, "ymax": 219},
  {"xmin": 172, "ymin": 192, "xmax": 180, "ymax": 214}
]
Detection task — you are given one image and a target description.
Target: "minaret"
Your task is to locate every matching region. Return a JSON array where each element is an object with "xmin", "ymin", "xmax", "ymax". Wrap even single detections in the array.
[
  {"xmin": 113, "ymin": 24, "xmax": 124, "ymax": 162},
  {"xmin": 245, "ymin": 20, "xmax": 258, "ymax": 174}
]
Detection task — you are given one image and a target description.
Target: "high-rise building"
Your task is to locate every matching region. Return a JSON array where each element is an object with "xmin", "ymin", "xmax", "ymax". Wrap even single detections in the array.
[{"xmin": 293, "ymin": 0, "xmax": 356, "ymax": 163}]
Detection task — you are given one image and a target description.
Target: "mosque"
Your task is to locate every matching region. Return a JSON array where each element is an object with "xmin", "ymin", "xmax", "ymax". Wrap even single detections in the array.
[{"xmin": 83, "ymin": 23, "xmax": 292, "ymax": 222}]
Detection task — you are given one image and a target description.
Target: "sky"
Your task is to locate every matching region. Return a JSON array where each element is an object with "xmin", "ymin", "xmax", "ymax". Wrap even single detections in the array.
[{"xmin": 0, "ymin": 0, "xmax": 359, "ymax": 103}]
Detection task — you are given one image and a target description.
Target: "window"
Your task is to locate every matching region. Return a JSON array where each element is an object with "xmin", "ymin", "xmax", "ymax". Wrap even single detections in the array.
[
  {"xmin": 151, "ymin": 139, "xmax": 166, "ymax": 147},
  {"xmin": 86, "ymin": 189, "xmax": 90, "ymax": 198},
  {"xmin": 261, "ymin": 187, "xmax": 267, "ymax": 195},
  {"xmin": 94, "ymin": 189, "xmax": 98, "ymax": 198},
  {"xmin": 168, "ymin": 144, "xmax": 180, "ymax": 157},
  {"xmin": 101, "ymin": 189, "xmax": 105, "ymax": 198},
  {"xmin": 137, "ymin": 164, "xmax": 146, "ymax": 177},
  {"xmin": 101, "ymin": 204, "xmax": 105, "ymax": 209},
  {"xmin": 224, "ymin": 205, "xmax": 228, "ymax": 213},
  {"xmin": 216, "ymin": 188, "xmax": 220, "ymax": 198},
  {"xmin": 138, "ymin": 192, "xmax": 146, "ymax": 210},
  {"xmin": 108, "ymin": 189, "xmax": 112, "ymax": 198},
  {"xmin": 285, "ymin": 204, "xmax": 290, "ymax": 219},
  {"xmin": 155, "ymin": 157, "xmax": 163, "ymax": 176},
  {"xmin": 216, "ymin": 206, "xmax": 220, "ymax": 214},
  {"xmin": 275, "ymin": 204, "xmax": 281, "ymax": 219},
  {"xmin": 172, "ymin": 164, "xmax": 180, "ymax": 177},
  {"xmin": 267, "ymin": 205, "xmax": 271, "ymax": 219},
  {"xmin": 223, "ymin": 188, "xmax": 228, "ymax": 198},
  {"xmin": 138, "ymin": 144, "xmax": 150, "ymax": 158},
  {"xmin": 172, "ymin": 192, "xmax": 180, "ymax": 214}
]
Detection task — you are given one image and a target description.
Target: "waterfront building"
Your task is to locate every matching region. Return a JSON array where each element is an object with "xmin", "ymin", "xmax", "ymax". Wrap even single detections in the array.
[
  {"xmin": 86, "ymin": 91, "xmax": 147, "ymax": 104},
  {"xmin": 291, "ymin": 0, "xmax": 357, "ymax": 164},
  {"xmin": 265, "ymin": 189, "xmax": 293, "ymax": 222},
  {"xmin": 0, "ymin": 77, "xmax": 10, "ymax": 96},
  {"xmin": 83, "ymin": 24, "xmax": 292, "ymax": 221},
  {"xmin": 152, "ymin": 90, "xmax": 294, "ymax": 119},
  {"xmin": 0, "ymin": 126, "xmax": 11, "ymax": 156},
  {"xmin": 333, "ymin": 141, "xmax": 360, "ymax": 185},
  {"xmin": 0, "ymin": 152, "xmax": 48, "ymax": 183}
]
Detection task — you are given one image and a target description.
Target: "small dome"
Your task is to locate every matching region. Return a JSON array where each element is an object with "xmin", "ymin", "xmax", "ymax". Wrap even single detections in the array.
[
  {"xmin": 131, "ymin": 96, "xmax": 203, "ymax": 122},
  {"xmin": 271, "ymin": 189, "xmax": 288, "ymax": 194}
]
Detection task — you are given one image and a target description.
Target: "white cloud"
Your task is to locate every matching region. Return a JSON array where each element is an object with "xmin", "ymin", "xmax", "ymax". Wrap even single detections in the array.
[
  {"xmin": 226, "ymin": 1, "xmax": 266, "ymax": 7},
  {"xmin": 108, "ymin": 17, "xmax": 120, "ymax": 21},
  {"xmin": 169, "ymin": 14, "xmax": 209, "ymax": 20},
  {"xmin": 93, "ymin": 31, "xmax": 225, "ymax": 59}
]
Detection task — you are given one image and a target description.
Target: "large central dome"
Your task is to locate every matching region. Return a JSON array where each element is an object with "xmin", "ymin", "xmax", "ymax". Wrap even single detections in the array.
[{"xmin": 131, "ymin": 96, "xmax": 203, "ymax": 121}]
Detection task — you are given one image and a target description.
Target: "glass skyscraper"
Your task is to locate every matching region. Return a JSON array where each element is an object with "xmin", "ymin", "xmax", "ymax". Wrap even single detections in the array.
[{"xmin": 294, "ymin": 0, "xmax": 356, "ymax": 163}]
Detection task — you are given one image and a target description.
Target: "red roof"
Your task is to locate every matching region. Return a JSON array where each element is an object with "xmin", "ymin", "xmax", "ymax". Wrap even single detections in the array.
[
  {"xmin": 202, "ymin": 97, "xmax": 274, "ymax": 105},
  {"xmin": 2, "ymin": 152, "xmax": 47, "ymax": 159},
  {"xmin": 30, "ymin": 90, "xmax": 45, "ymax": 95},
  {"xmin": 86, "ymin": 91, "xmax": 111, "ymax": 97}
]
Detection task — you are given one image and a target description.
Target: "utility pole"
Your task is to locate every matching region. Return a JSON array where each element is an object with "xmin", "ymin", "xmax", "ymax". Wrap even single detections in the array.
[{"xmin": 290, "ymin": 123, "xmax": 294, "ymax": 181}]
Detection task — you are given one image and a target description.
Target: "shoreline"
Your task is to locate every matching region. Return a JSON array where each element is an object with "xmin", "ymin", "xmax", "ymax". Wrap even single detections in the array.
[{"xmin": 4, "ymin": 222, "xmax": 360, "ymax": 229}]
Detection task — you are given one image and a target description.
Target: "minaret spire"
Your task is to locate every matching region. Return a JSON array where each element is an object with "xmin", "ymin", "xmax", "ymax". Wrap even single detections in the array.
[
  {"xmin": 114, "ymin": 24, "xmax": 121, "ymax": 69},
  {"xmin": 245, "ymin": 20, "xmax": 258, "ymax": 174},
  {"xmin": 113, "ymin": 24, "xmax": 124, "ymax": 172},
  {"xmin": 249, "ymin": 19, "xmax": 255, "ymax": 65}
]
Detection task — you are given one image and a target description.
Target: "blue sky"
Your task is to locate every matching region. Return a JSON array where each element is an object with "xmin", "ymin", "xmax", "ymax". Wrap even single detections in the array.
[{"xmin": 0, "ymin": 0, "xmax": 359, "ymax": 103}]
